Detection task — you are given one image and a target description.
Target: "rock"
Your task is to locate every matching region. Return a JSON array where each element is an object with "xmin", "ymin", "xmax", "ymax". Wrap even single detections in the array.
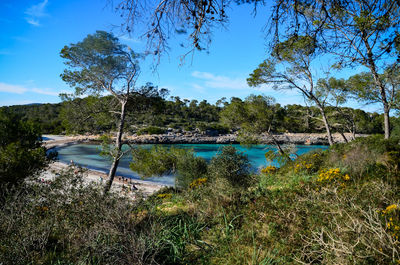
[{"xmin": 51, "ymin": 132, "xmax": 368, "ymax": 146}]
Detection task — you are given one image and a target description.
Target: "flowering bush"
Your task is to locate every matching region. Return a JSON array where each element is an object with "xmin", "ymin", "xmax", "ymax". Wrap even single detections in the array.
[
  {"xmin": 294, "ymin": 161, "xmax": 314, "ymax": 173},
  {"xmin": 189, "ymin": 177, "xmax": 208, "ymax": 189},
  {"xmin": 261, "ymin": 165, "xmax": 277, "ymax": 174},
  {"xmin": 381, "ymin": 204, "xmax": 400, "ymax": 240},
  {"xmin": 317, "ymin": 168, "xmax": 350, "ymax": 183},
  {"xmin": 294, "ymin": 153, "xmax": 322, "ymax": 174},
  {"xmin": 157, "ymin": 193, "xmax": 172, "ymax": 199}
]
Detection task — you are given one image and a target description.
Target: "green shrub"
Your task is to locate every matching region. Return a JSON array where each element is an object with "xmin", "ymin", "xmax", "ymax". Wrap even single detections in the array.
[
  {"xmin": 154, "ymin": 213, "xmax": 208, "ymax": 264},
  {"xmin": 196, "ymin": 122, "xmax": 229, "ymax": 134},
  {"xmin": 175, "ymin": 152, "xmax": 208, "ymax": 189},
  {"xmin": 321, "ymin": 135, "xmax": 400, "ymax": 181},
  {"xmin": 131, "ymin": 146, "xmax": 177, "ymax": 177},
  {"xmin": 131, "ymin": 146, "xmax": 208, "ymax": 189},
  {"xmin": 0, "ymin": 110, "xmax": 48, "ymax": 189},
  {"xmin": 137, "ymin": 126, "xmax": 165, "ymax": 135},
  {"xmin": 208, "ymin": 145, "xmax": 253, "ymax": 188}
]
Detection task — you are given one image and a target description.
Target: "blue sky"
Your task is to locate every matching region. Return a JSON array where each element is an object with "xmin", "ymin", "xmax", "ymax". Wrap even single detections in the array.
[{"xmin": 0, "ymin": 0, "xmax": 382, "ymax": 112}]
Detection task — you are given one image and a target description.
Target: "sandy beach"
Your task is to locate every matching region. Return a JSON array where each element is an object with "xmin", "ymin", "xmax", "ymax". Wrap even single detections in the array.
[{"xmin": 42, "ymin": 135, "xmax": 166, "ymax": 198}]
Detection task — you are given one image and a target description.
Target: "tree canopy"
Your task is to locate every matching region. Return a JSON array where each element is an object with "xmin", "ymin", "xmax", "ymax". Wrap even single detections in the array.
[{"xmin": 0, "ymin": 110, "xmax": 48, "ymax": 189}]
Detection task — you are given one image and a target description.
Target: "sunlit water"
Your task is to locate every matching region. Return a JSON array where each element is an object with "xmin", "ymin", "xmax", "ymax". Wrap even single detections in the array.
[{"xmin": 55, "ymin": 143, "xmax": 328, "ymax": 186}]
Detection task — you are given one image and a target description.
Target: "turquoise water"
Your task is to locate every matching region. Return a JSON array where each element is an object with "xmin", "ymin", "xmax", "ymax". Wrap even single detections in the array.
[{"xmin": 55, "ymin": 144, "xmax": 328, "ymax": 186}]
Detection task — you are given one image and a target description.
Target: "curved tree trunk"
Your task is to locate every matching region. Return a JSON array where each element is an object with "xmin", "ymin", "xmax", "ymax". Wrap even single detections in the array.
[
  {"xmin": 104, "ymin": 101, "xmax": 127, "ymax": 194},
  {"xmin": 266, "ymin": 131, "xmax": 286, "ymax": 156},
  {"xmin": 339, "ymin": 131, "xmax": 348, "ymax": 143}
]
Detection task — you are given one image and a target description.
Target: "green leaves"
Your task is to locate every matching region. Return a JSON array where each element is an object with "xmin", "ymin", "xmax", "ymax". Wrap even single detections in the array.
[
  {"xmin": 208, "ymin": 145, "xmax": 253, "ymax": 188},
  {"xmin": 346, "ymin": 72, "xmax": 379, "ymax": 103},
  {"xmin": 60, "ymin": 30, "xmax": 139, "ymax": 97},
  {"xmin": 272, "ymin": 35, "xmax": 317, "ymax": 62},
  {"xmin": 247, "ymin": 59, "xmax": 277, "ymax": 87},
  {"xmin": 131, "ymin": 146, "xmax": 178, "ymax": 178},
  {"xmin": 0, "ymin": 110, "xmax": 48, "ymax": 188},
  {"xmin": 130, "ymin": 146, "xmax": 207, "ymax": 189},
  {"xmin": 220, "ymin": 94, "xmax": 277, "ymax": 136}
]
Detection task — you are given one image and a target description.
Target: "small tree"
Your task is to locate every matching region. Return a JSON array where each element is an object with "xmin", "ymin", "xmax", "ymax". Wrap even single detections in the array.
[
  {"xmin": 220, "ymin": 95, "xmax": 287, "ymax": 155},
  {"xmin": 130, "ymin": 146, "xmax": 208, "ymax": 189},
  {"xmin": 61, "ymin": 31, "xmax": 141, "ymax": 193},
  {"xmin": 247, "ymin": 36, "xmax": 336, "ymax": 145},
  {"xmin": 208, "ymin": 145, "xmax": 252, "ymax": 188},
  {"xmin": 345, "ymin": 64, "xmax": 400, "ymax": 133}
]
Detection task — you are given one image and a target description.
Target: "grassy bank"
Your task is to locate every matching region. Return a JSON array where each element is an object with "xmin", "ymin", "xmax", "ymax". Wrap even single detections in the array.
[{"xmin": 1, "ymin": 136, "xmax": 399, "ymax": 264}]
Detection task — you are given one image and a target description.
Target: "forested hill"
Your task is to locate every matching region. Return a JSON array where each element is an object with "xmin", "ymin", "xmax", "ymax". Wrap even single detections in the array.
[{"xmin": 1, "ymin": 95, "xmax": 399, "ymax": 136}]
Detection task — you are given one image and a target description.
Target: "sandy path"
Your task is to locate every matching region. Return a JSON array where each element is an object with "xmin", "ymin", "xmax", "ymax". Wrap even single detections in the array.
[{"xmin": 42, "ymin": 135, "xmax": 166, "ymax": 198}]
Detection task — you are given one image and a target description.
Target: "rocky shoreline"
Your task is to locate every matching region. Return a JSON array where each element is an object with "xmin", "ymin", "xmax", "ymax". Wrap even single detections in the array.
[
  {"xmin": 44, "ymin": 132, "xmax": 367, "ymax": 148},
  {"xmin": 125, "ymin": 132, "xmax": 367, "ymax": 145}
]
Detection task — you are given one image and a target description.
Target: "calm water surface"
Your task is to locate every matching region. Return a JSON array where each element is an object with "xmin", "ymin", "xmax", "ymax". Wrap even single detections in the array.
[{"xmin": 56, "ymin": 143, "xmax": 327, "ymax": 186}]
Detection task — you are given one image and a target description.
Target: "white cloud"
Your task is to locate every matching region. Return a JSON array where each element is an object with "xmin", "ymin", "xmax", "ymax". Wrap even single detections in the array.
[
  {"xmin": 119, "ymin": 35, "xmax": 141, "ymax": 43},
  {"xmin": 0, "ymin": 82, "xmax": 62, "ymax": 96},
  {"xmin": 0, "ymin": 83, "xmax": 27, "ymax": 94},
  {"xmin": 190, "ymin": 83, "xmax": 206, "ymax": 93},
  {"xmin": 31, "ymin": 88, "xmax": 60, "ymax": 96},
  {"xmin": 26, "ymin": 19, "xmax": 40, "ymax": 26},
  {"xmin": 24, "ymin": 0, "xmax": 49, "ymax": 27},
  {"xmin": 189, "ymin": 71, "xmax": 305, "ymax": 104},
  {"xmin": 191, "ymin": 71, "xmax": 249, "ymax": 90}
]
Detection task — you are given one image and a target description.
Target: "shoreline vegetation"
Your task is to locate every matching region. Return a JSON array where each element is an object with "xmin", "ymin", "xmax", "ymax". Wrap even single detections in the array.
[
  {"xmin": 43, "ymin": 161, "xmax": 165, "ymax": 198},
  {"xmin": 43, "ymin": 135, "xmax": 166, "ymax": 198},
  {"xmin": 42, "ymin": 132, "xmax": 364, "ymax": 197}
]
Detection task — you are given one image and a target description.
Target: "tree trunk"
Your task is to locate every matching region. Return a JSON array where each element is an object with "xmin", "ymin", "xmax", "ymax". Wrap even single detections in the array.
[
  {"xmin": 351, "ymin": 113, "xmax": 356, "ymax": 140},
  {"xmin": 305, "ymin": 108, "xmax": 310, "ymax": 131},
  {"xmin": 363, "ymin": 38, "xmax": 390, "ymax": 139},
  {"xmin": 267, "ymin": 131, "xmax": 286, "ymax": 156},
  {"xmin": 104, "ymin": 101, "xmax": 127, "ymax": 194},
  {"xmin": 383, "ymin": 105, "xmax": 390, "ymax": 139},
  {"xmin": 339, "ymin": 131, "xmax": 348, "ymax": 143},
  {"xmin": 370, "ymin": 69, "xmax": 390, "ymax": 139},
  {"xmin": 318, "ymin": 105, "xmax": 334, "ymax": 146}
]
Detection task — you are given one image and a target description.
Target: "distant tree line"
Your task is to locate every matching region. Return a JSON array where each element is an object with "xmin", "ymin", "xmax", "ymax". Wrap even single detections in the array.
[{"xmin": 2, "ymin": 95, "xmax": 399, "ymax": 137}]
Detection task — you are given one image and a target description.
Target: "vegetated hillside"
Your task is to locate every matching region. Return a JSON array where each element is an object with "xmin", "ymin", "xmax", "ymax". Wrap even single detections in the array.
[
  {"xmin": 1, "ymin": 135, "xmax": 399, "ymax": 264},
  {"xmin": 2, "ymin": 96, "xmax": 398, "ymax": 136},
  {"xmin": 2, "ymin": 103, "xmax": 64, "ymax": 134}
]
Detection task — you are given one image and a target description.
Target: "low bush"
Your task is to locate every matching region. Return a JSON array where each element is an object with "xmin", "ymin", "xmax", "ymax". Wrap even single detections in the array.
[
  {"xmin": 208, "ymin": 145, "xmax": 254, "ymax": 188},
  {"xmin": 131, "ymin": 146, "xmax": 208, "ymax": 189},
  {"xmin": 0, "ymin": 110, "xmax": 49, "ymax": 191},
  {"xmin": 0, "ymin": 168, "xmax": 211, "ymax": 265},
  {"xmin": 136, "ymin": 126, "xmax": 165, "ymax": 135}
]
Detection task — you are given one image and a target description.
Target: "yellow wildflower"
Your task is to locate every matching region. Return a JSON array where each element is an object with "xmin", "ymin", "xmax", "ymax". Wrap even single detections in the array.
[
  {"xmin": 261, "ymin": 166, "xmax": 278, "ymax": 174},
  {"xmin": 382, "ymin": 204, "xmax": 398, "ymax": 215},
  {"xmin": 189, "ymin": 178, "xmax": 208, "ymax": 189},
  {"xmin": 157, "ymin": 193, "xmax": 172, "ymax": 199},
  {"xmin": 317, "ymin": 168, "xmax": 350, "ymax": 184}
]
